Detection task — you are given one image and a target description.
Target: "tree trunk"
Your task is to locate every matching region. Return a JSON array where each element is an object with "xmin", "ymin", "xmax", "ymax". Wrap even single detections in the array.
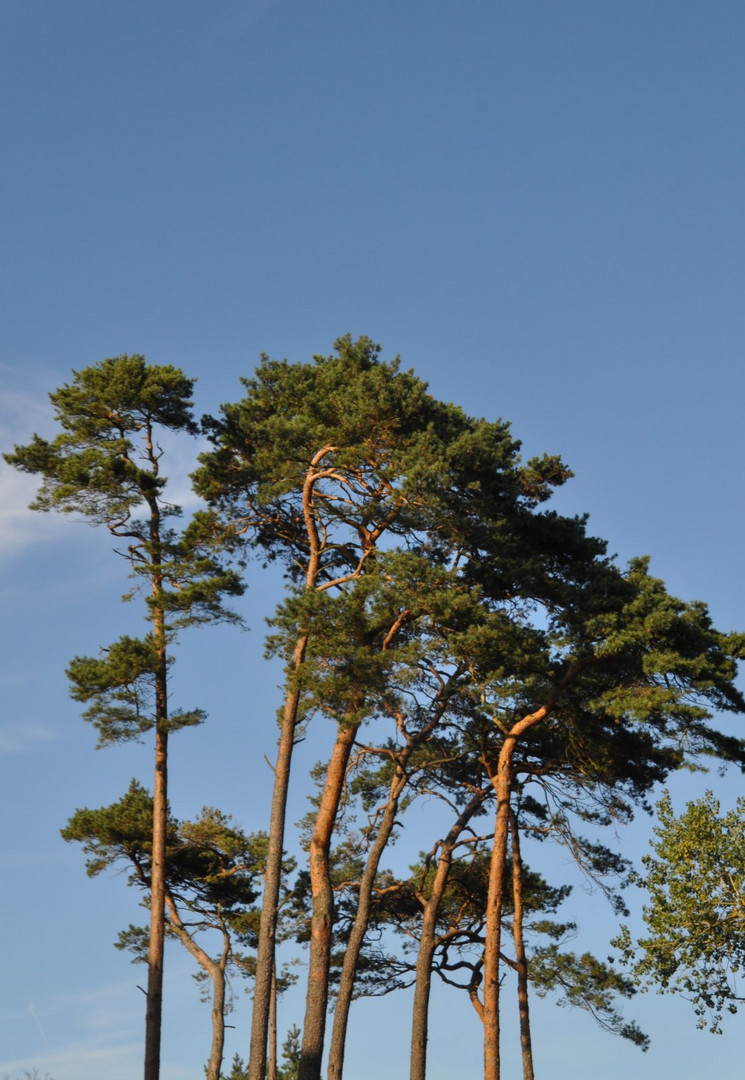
[
  {"xmin": 298, "ymin": 722, "xmax": 359, "ymax": 1080},
  {"xmin": 145, "ymin": 581, "xmax": 168, "ymax": 1080},
  {"xmin": 268, "ymin": 960, "xmax": 278, "ymax": 1080},
  {"xmin": 409, "ymin": 790, "xmax": 489, "ymax": 1080},
  {"xmin": 250, "ymin": 446, "xmax": 334, "ymax": 1080},
  {"xmin": 163, "ymin": 891, "xmax": 229, "ymax": 1080},
  {"xmin": 145, "ymin": 723, "xmax": 168, "ymax": 1080},
  {"xmin": 328, "ymin": 682, "xmax": 452, "ymax": 1080},
  {"xmin": 327, "ymin": 761, "xmax": 408, "ymax": 1080},
  {"xmin": 207, "ymin": 964, "xmax": 228, "ymax": 1080},
  {"xmin": 509, "ymin": 808, "xmax": 534, "ymax": 1080},
  {"xmin": 249, "ymin": 634, "xmax": 308, "ymax": 1080},
  {"xmin": 482, "ymin": 774, "xmax": 509, "ymax": 1080},
  {"xmin": 483, "ymin": 716, "xmax": 544, "ymax": 1080},
  {"xmin": 481, "ymin": 661, "xmax": 585, "ymax": 1080}
]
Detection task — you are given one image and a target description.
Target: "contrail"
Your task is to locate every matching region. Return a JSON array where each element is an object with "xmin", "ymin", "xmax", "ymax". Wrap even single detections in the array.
[{"xmin": 28, "ymin": 1001, "xmax": 49, "ymax": 1048}]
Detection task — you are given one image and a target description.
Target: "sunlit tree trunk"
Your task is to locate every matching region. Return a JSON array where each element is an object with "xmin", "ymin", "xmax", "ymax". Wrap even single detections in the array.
[
  {"xmin": 483, "ymin": 665, "xmax": 581, "ymax": 1080},
  {"xmin": 268, "ymin": 960, "xmax": 278, "ymax": 1080},
  {"xmin": 410, "ymin": 790, "xmax": 489, "ymax": 1080},
  {"xmin": 145, "ymin": 496, "xmax": 168, "ymax": 1080},
  {"xmin": 328, "ymin": 687, "xmax": 453, "ymax": 1080},
  {"xmin": 250, "ymin": 452, "xmax": 330, "ymax": 1080},
  {"xmin": 249, "ymin": 636, "xmax": 307, "ymax": 1080},
  {"xmin": 163, "ymin": 883, "xmax": 231, "ymax": 1080},
  {"xmin": 298, "ymin": 722, "xmax": 359, "ymax": 1080},
  {"xmin": 509, "ymin": 807, "xmax": 534, "ymax": 1080},
  {"xmin": 327, "ymin": 762, "xmax": 408, "ymax": 1080}
]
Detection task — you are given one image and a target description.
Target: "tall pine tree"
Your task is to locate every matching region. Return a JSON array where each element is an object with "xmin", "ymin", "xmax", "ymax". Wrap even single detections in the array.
[{"xmin": 5, "ymin": 355, "xmax": 242, "ymax": 1080}]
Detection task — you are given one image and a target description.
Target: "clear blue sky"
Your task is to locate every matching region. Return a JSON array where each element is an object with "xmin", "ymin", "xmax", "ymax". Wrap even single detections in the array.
[{"xmin": 2, "ymin": 2, "xmax": 745, "ymax": 1077}]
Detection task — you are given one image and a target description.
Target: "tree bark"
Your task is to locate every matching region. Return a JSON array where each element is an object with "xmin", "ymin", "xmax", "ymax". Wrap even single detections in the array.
[
  {"xmin": 145, "ymin": 529, "xmax": 168, "ymax": 1080},
  {"xmin": 298, "ymin": 722, "xmax": 359, "ymax": 1080},
  {"xmin": 163, "ymin": 891, "xmax": 230, "ymax": 1080},
  {"xmin": 248, "ymin": 639, "xmax": 307, "ymax": 1080},
  {"xmin": 328, "ymin": 687, "xmax": 449, "ymax": 1080},
  {"xmin": 145, "ymin": 723, "xmax": 167, "ymax": 1080},
  {"xmin": 482, "ymin": 662, "xmax": 583, "ymax": 1080},
  {"xmin": 409, "ymin": 790, "xmax": 489, "ymax": 1080},
  {"xmin": 509, "ymin": 808, "xmax": 534, "ymax": 1080},
  {"xmin": 327, "ymin": 760, "xmax": 408, "ymax": 1080},
  {"xmin": 483, "ymin": 714, "xmax": 541, "ymax": 1080},
  {"xmin": 250, "ymin": 448, "xmax": 333, "ymax": 1080},
  {"xmin": 268, "ymin": 960, "xmax": 278, "ymax": 1080}
]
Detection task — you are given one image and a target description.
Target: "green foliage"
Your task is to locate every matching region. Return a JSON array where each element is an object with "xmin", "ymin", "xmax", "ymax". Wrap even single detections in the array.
[
  {"xmin": 616, "ymin": 790, "xmax": 745, "ymax": 1032},
  {"xmin": 14, "ymin": 339, "xmax": 745, "ymax": 1072},
  {"xmin": 4, "ymin": 355, "xmax": 197, "ymax": 521},
  {"xmin": 530, "ymin": 946, "xmax": 649, "ymax": 1048},
  {"xmin": 219, "ymin": 1054, "xmax": 248, "ymax": 1080},
  {"xmin": 6, "ymin": 354, "xmax": 243, "ymax": 750},
  {"xmin": 61, "ymin": 779, "xmax": 159, "ymax": 880},
  {"xmin": 277, "ymin": 1024, "xmax": 302, "ymax": 1080},
  {"xmin": 64, "ymin": 635, "xmax": 204, "ymax": 744},
  {"xmin": 62, "ymin": 783, "xmax": 265, "ymax": 950},
  {"xmin": 4, "ymin": 352, "xmax": 242, "ymax": 622}
]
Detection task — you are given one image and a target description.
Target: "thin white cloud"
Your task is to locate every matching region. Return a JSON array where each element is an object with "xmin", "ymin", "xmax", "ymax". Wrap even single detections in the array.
[
  {"xmin": 0, "ymin": 722, "xmax": 58, "ymax": 755},
  {"xmin": 0, "ymin": 1040, "xmax": 141, "ymax": 1080},
  {"xmin": 0, "ymin": 981, "xmax": 142, "ymax": 1080},
  {"xmin": 0, "ymin": 977, "xmax": 203, "ymax": 1080}
]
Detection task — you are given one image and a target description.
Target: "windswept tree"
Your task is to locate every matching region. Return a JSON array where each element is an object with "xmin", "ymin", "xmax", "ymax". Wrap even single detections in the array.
[
  {"xmin": 194, "ymin": 335, "xmax": 579, "ymax": 1080},
  {"xmin": 5, "ymin": 356, "xmax": 242, "ymax": 1080},
  {"xmin": 62, "ymin": 782, "xmax": 266, "ymax": 1080},
  {"xmin": 471, "ymin": 555, "xmax": 745, "ymax": 1080},
  {"xmin": 616, "ymin": 789, "xmax": 745, "ymax": 1033}
]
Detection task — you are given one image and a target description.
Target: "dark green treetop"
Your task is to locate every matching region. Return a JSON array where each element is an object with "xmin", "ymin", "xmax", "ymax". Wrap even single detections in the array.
[{"xmin": 62, "ymin": 781, "xmax": 266, "ymax": 962}]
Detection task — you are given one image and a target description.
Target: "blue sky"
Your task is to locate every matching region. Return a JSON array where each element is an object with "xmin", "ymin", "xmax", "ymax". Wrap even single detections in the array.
[{"xmin": 2, "ymin": 1, "xmax": 745, "ymax": 1077}]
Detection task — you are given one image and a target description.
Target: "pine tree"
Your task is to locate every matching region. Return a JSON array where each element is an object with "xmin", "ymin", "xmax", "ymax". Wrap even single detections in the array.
[{"xmin": 6, "ymin": 355, "xmax": 242, "ymax": 1080}]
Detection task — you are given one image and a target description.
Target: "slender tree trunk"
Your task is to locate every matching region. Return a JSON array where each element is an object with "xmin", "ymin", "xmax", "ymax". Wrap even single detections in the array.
[
  {"xmin": 410, "ymin": 790, "xmax": 489, "ymax": 1080},
  {"xmin": 145, "ymin": 583, "xmax": 168, "ymax": 1080},
  {"xmin": 163, "ymin": 892, "xmax": 229, "ymax": 1080},
  {"xmin": 298, "ymin": 722, "xmax": 359, "ymax": 1080},
  {"xmin": 145, "ymin": 724, "xmax": 168, "ymax": 1080},
  {"xmin": 208, "ymin": 965, "xmax": 228, "ymax": 1080},
  {"xmin": 268, "ymin": 960, "xmax": 278, "ymax": 1080},
  {"xmin": 250, "ymin": 447, "xmax": 333, "ymax": 1080},
  {"xmin": 482, "ymin": 766, "xmax": 509, "ymax": 1080},
  {"xmin": 509, "ymin": 808, "xmax": 534, "ymax": 1080},
  {"xmin": 249, "ymin": 635, "xmax": 308, "ymax": 1080},
  {"xmin": 409, "ymin": 894, "xmax": 439, "ymax": 1080},
  {"xmin": 328, "ymin": 687, "xmax": 450, "ymax": 1080},
  {"xmin": 482, "ymin": 676, "xmax": 579, "ymax": 1080},
  {"xmin": 327, "ymin": 763, "xmax": 408, "ymax": 1080}
]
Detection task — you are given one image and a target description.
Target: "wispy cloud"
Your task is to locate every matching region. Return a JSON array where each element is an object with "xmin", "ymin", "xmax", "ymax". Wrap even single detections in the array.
[
  {"xmin": 0, "ymin": 722, "xmax": 59, "ymax": 755},
  {"xmin": 0, "ymin": 981, "xmax": 143, "ymax": 1080},
  {"xmin": 0, "ymin": 1039, "xmax": 142, "ymax": 1080}
]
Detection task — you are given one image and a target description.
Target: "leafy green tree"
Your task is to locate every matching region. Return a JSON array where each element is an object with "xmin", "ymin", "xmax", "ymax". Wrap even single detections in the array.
[
  {"xmin": 62, "ymin": 782, "xmax": 265, "ymax": 1080},
  {"xmin": 616, "ymin": 789, "xmax": 745, "ymax": 1033},
  {"xmin": 5, "ymin": 356, "xmax": 242, "ymax": 1080}
]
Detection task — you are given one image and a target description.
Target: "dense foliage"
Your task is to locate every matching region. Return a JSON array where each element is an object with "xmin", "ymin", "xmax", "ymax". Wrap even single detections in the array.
[{"xmin": 7, "ymin": 338, "xmax": 745, "ymax": 1080}]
